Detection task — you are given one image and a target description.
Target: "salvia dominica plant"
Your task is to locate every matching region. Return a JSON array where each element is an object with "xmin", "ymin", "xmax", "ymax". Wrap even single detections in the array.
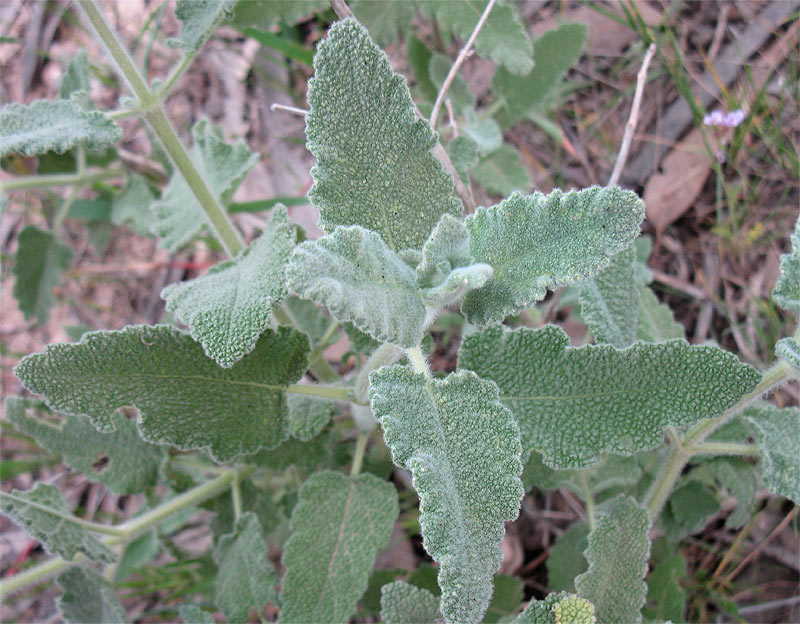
[{"xmin": 1, "ymin": 2, "xmax": 798, "ymax": 623}]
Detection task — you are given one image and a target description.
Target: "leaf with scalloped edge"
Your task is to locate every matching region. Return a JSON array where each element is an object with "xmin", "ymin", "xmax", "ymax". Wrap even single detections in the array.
[
  {"xmin": 288, "ymin": 395, "xmax": 335, "ymax": 441},
  {"xmin": 512, "ymin": 592, "xmax": 596, "ymax": 624},
  {"xmin": 151, "ymin": 119, "xmax": 257, "ymax": 251},
  {"xmin": 12, "ymin": 225, "xmax": 73, "ymax": 324},
  {"xmin": 14, "ymin": 325, "xmax": 310, "ymax": 462},
  {"xmin": 305, "ymin": 19, "xmax": 461, "ymax": 251},
  {"xmin": 350, "ymin": 0, "xmax": 415, "ymax": 46},
  {"xmin": 709, "ymin": 457, "xmax": 758, "ymax": 529},
  {"xmin": 214, "ymin": 512, "xmax": 278, "ymax": 622},
  {"xmin": 111, "ymin": 174, "xmax": 157, "ymax": 236},
  {"xmin": 57, "ymin": 566, "xmax": 125, "ymax": 624},
  {"xmin": 232, "ymin": 0, "xmax": 328, "ymax": 29},
  {"xmin": 279, "ymin": 470, "xmax": 398, "ymax": 623},
  {"xmin": 161, "ymin": 205, "xmax": 295, "ymax": 368},
  {"xmin": 643, "ymin": 553, "xmax": 687, "ymax": 624},
  {"xmin": 776, "ymin": 337, "xmax": 800, "ymax": 376},
  {"xmin": 369, "ymin": 366, "xmax": 523, "ymax": 624},
  {"xmin": 773, "ymin": 216, "xmax": 799, "ymax": 311},
  {"xmin": 636, "ymin": 284, "xmax": 684, "ymax": 342},
  {"xmin": 417, "ymin": 214, "xmax": 493, "ymax": 308},
  {"xmin": 0, "ymin": 484, "xmax": 115, "ymax": 563},
  {"xmin": 579, "ymin": 247, "xmax": 638, "ymax": 347},
  {"xmin": 492, "ymin": 23, "xmax": 587, "ymax": 127},
  {"xmin": 458, "ymin": 325, "xmax": 760, "ymax": 469},
  {"xmin": 547, "ymin": 523, "xmax": 589, "ymax": 593},
  {"xmin": 471, "ymin": 145, "xmax": 532, "ymax": 196},
  {"xmin": 59, "ymin": 50, "xmax": 90, "ymax": 100},
  {"xmin": 286, "ymin": 225, "xmax": 426, "ymax": 347},
  {"xmin": 428, "ymin": 0, "xmax": 533, "ymax": 75},
  {"xmin": 6, "ymin": 397, "xmax": 164, "ymax": 495},
  {"xmin": 173, "ymin": 0, "xmax": 235, "ymax": 52},
  {"xmin": 575, "ymin": 495, "xmax": 649, "ymax": 624},
  {"xmin": 0, "ymin": 100, "xmax": 121, "ymax": 156},
  {"xmin": 380, "ymin": 581, "xmax": 441, "ymax": 624},
  {"xmin": 179, "ymin": 605, "xmax": 215, "ymax": 624},
  {"xmin": 745, "ymin": 403, "xmax": 800, "ymax": 504},
  {"xmin": 462, "ymin": 187, "xmax": 644, "ymax": 325}
]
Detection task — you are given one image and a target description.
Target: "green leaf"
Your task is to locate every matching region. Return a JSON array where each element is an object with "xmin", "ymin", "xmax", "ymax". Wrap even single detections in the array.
[
  {"xmin": 523, "ymin": 452, "xmax": 641, "ymax": 499},
  {"xmin": 416, "ymin": 214, "xmax": 493, "ymax": 308},
  {"xmin": 369, "ymin": 367, "xmax": 523, "ymax": 624},
  {"xmin": 447, "ymin": 135, "xmax": 480, "ymax": 176},
  {"xmin": 115, "ymin": 530, "xmax": 160, "ymax": 581},
  {"xmin": 6, "ymin": 397, "xmax": 165, "ymax": 495},
  {"xmin": 12, "ymin": 225, "xmax": 73, "ymax": 324},
  {"xmin": 380, "ymin": 581, "xmax": 441, "ymax": 624},
  {"xmin": 776, "ymin": 337, "xmax": 800, "ymax": 375},
  {"xmin": 462, "ymin": 187, "xmax": 644, "ymax": 325},
  {"xmin": 746, "ymin": 403, "xmax": 800, "ymax": 504},
  {"xmin": 429, "ymin": 0, "xmax": 533, "ymax": 75},
  {"xmin": 173, "ymin": 0, "xmax": 236, "ymax": 52},
  {"xmin": 662, "ymin": 480, "xmax": 719, "ymax": 540},
  {"xmin": 280, "ymin": 470, "xmax": 399, "ymax": 623},
  {"xmin": 162, "ymin": 205, "xmax": 295, "ymax": 368},
  {"xmin": 407, "ymin": 35, "xmax": 438, "ymax": 102},
  {"xmin": 709, "ymin": 458, "xmax": 758, "ymax": 529},
  {"xmin": 579, "ymin": 247, "xmax": 638, "ymax": 347},
  {"xmin": 215, "ymin": 511, "xmax": 278, "ymax": 622},
  {"xmin": 484, "ymin": 575, "xmax": 524, "ymax": 623},
  {"xmin": 281, "ymin": 297, "xmax": 336, "ymax": 349},
  {"xmin": 231, "ymin": 0, "xmax": 328, "ymax": 28},
  {"xmin": 14, "ymin": 325, "xmax": 310, "ymax": 462},
  {"xmin": 463, "ymin": 117, "xmax": 502, "ymax": 154},
  {"xmin": 512, "ymin": 592, "xmax": 596, "ymax": 624},
  {"xmin": 547, "ymin": 522, "xmax": 589, "ymax": 593},
  {"xmin": 60, "ymin": 50, "xmax": 90, "ymax": 100},
  {"xmin": 643, "ymin": 553, "xmax": 687, "ymax": 623},
  {"xmin": 429, "ymin": 53, "xmax": 475, "ymax": 113},
  {"xmin": 458, "ymin": 325, "xmax": 760, "ymax": 468},
  {"xmin": 636, "ymin": 284, "xmax": 684, "ymax": 342},
  {"xmin": 471, "ymin": 145, "xmax": 531, "ymax": 196},
  {"xmin": 0, "ymin": 100, "xmax": 121, "ymax": 156},
  {"xmin": 305, "ymin": 19, "xmax": 461, "ymax": 251},
  {"xmin": 57, "ymin": 566, "xmax": 125, "ymax": 624},
  {"xmin": 111, "ymin": 174, "xmax": 157, "ymax": 236},
  {"xmin": 0, "ymin": 483, "xmax": 115, "ymax": 563},
  {"xmin": 288, "ymin": 394, "xmax": 335, "ymax": 441},
  {"xmin": 286, "ymin": 225, "xmax": 426, "ymax": 347},
  {"xmin": 350, "ymin": 0, "xmax": 415, "ymax": 46},
  {"xmin": 151, "ymin": 119, "xmax": 257, "ymax": 250},
  {"xmin": 773, "ymin": 216, "xmax": 800, "ymax": 311},
  {"xmin": 575, "ymin": 496, "xmax": 649, "ymax": 624},
  {"xmin": 492, "ymin": 23, "xmax": 587, "ymax": 126},
  {"xmin": 179, "ymin": 604, "xmax": 215, "ymax": 624}
]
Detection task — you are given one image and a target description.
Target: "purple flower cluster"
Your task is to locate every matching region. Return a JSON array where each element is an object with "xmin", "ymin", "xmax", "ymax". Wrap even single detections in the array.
[{"xmin": 703, "ymin": 109, "xmax": 745, "ymax": 128}]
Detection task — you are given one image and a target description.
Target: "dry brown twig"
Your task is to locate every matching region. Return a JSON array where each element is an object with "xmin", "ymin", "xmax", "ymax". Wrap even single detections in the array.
[{"xmin": 608, "ymin": 42, "xmax": 657, "ymax": 187}]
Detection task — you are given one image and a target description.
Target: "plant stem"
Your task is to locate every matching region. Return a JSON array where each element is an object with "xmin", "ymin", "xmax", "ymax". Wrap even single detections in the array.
[
  {"xmin": 579, "ymin": 472, "xmax": 596, "ymax": 532},
  {"xmin": 644, "ymin": 362, "xmax": 792, "ymax": 520},
  {"xmin": 350, "ymin": 431, "xmax": 369, "ymax": 477},
  {"xmin": 286, "ymin": 383, "xmax": 363, "ymax": 404},
  {"xmin": 406, "ymin": 346, "xmax": 431, "ymax": 379},
  {"xmin": 75, "ymin": 0, "xmax": 244, "ymax": 258},
  {"xmin": 686, "ymin": 441, "xmax": 760, "ymax": 456},
  {"xmin": 354, "ymin": 343, "xmax": 403, "ymax": 403},
  {"xmin": 0, "ymin": 465, "xmax": 255, "ymax": 598},
  {"xmin": 231, "ymin": 476, "xmax": 243, "ymax": 523},
  {"xmin": 157, "ymin": 51, "xmax": 196, "ymax": 101},
  {"xmin": 1, "ymin": 168, "xmax": 126, "ymax": 191},
  {"xmin": 0, "ymin": 492, "xmax": 126, "ymax": 537},
  {"xmin": 275, "ymin": 304, "xmax": 340, "ymax": 382}
]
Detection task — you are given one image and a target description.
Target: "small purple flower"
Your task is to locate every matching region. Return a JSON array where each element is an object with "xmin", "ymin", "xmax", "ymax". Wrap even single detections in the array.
[{"xmin": 703, "ymin": 108, "xmax": 745, "ymax": 128}]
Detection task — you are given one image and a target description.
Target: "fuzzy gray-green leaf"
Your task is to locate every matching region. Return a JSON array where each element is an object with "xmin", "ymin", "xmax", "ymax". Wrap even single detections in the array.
[
  {"xmin": 369, "ymin": 367, "xmax": 523, "ymax": 624},
  {"xmin": 162, "ymin": 206, "xmax": 295, "ymax": 368},
  {"xmin": 280, "ymin": 470, "xmax": 398, "ymax": 623},
  {"xmin": 636, "ymin": 284, "xmax": 684, "ymax": 342},
  {"xmin": 575, "ymin": 495, "xmax": 650, "ymax": 624},
  {"xmin": 174, "ymin": 0, "xmax": 236, "ymax": 52},
  {"xmin": 380, "ymin": 581, "xmax": 441, "ymax": 624},
  {"xmin": 579, "ymin": 247, "xmax": 638, "ymax": 347},
  {"xmin": 0, "ymin": 484, "xmax": 115, "ymax": 563},
  {"xmin": 471, "ymin": 145, "xmax": 531, "ymax": 196},
  {"xmin": 429, "ymin": 0, "xmax": 533, "ymax": 75},
  {"xmin": 59, "ymin": 50, "xmax": 90, "ymax": 100},
  {"xmin": 512, "ymin": 592, "xmax": 596, "ymax": 624},
  {"xmin": 492, "ymin": 23, "xmax": 587, "ymax": 127},
  {"xmin": 6, "ymin": 397, "xmax": 164, "ymax": 495},
  {"xmin": 745, "ymin": 403, "xmax": 800, "ymax": 504},
  {"xmin": 458, "ymin": 325, "xmax": 760, "ymax": 468},
  {"xmin": 305, "ymin": 19, "xmax": 461, "ymax": 251},
  {"xmin": 179, "ymin": 605, "xmax": 215, "ymax": 624},
  {"xmin": 57, "ymin": 566, "xmax": 125, "ymax": 624},
  {"xmin": 215, "ymin": 512, "xmax": 278, "ymax": 622},
  {"xmin": 111, "ymin": 174, "xmax": 157, "ymax": 236},
  {"xmin": 776, "ymin": 337, "xmax": 800, "ymax": 376},
  {"xmin": 286, "ymin": 225, "xmax": 426, "ymax": 347},
  {"xmin": 0, "ymin": 100, "xmax": 121, "ymax": 156},
  {"xmin": 462, "ymin": 186, "xmax": 644, "ymax": 326},
  {"xmin": 547, "ymin": 523, "xmax": 589, "ymax": 593},
  {"xmin": 12, "ymin": 225, "xmax": 73, "ymax": 324},
  {"xmin": 151, "ymin": 119, "xmax": 257, "ymax": 250},
  {"xmin": 643, "ymin": 553, "xmax": 687, "ymax": 622},
  {"xmin": 773, "ymin": 216, "xmax": 800, "ymax": 311},
  {"xmin": 14, "ymin": 325, "xmax": 310, "ymax": 462}
]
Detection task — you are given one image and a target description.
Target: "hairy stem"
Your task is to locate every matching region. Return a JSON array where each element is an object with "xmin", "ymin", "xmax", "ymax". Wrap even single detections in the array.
[
  {"xmin": 287, "ymin": 383, "xmax": 363, "ymax": 404},
  {"xmin": 75, "ymin": 0, "xmax": 244, "ymax": 257},
  {"xmin": 0, "ymin": 465, "xmax": 255, "ymax": 598},
  {"xmin": 1, "ymin": 168, "xmax": 126, "ymax": 191},
  {"xmin": 644, "ymin": 361, "xmax": 792, "ymax": 520},
  {"xmin": 350, "ymin": 431, "xmax": 369, "ymax": 477},
  {"xmin": 0, "ymin": 492, "xmax": 126, "ymax": 537},
  {"xmin": 686, "ymin": 441, "xmax": 760, "ymax": 456},
  {"xmin": 406, "ymin": 346, "xmax": 431, "ymax": 379}
]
